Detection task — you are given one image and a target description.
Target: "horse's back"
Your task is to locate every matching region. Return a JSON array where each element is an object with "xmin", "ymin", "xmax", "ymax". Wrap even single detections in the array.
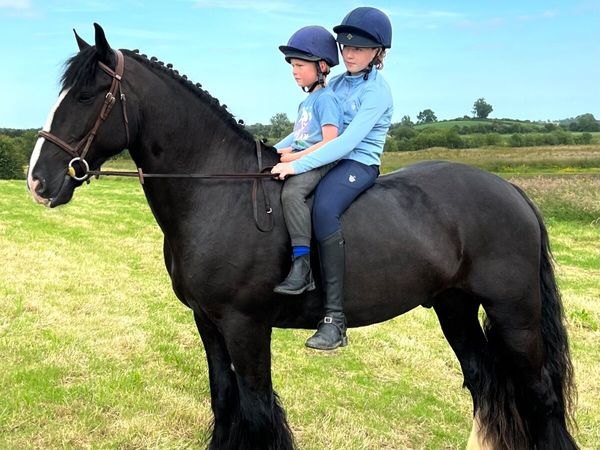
[{"xmin": 339, "ymin": 161, "xmax": 541, "ymax": 325}]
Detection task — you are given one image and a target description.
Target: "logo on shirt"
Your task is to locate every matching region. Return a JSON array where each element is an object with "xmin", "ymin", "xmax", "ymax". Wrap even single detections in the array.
[{"xmin": 348, "ymin": 174, "xmax": 357, "ymax": 183}]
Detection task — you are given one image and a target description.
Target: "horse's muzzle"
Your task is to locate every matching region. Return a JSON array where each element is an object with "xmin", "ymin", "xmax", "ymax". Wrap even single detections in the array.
[{"xmin": 27, "ymin": 177, "xmax": 51, "ymax": 207}]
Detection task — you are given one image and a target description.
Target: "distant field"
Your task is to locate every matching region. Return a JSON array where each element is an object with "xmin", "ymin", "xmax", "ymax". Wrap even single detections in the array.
[
  {"xmin": 1, "ymin": 146, "xmax": 599, "ymax": 449},
  {"xmin": 413, "ymin": 118, "xmax": 544, "ymax": 130},
  {"xmin": 381, "ymin": 144, "xmax": 600, "ymax": 175}
]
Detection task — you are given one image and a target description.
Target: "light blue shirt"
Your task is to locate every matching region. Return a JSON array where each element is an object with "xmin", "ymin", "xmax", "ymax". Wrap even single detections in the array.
[
  {"xmin": 274, "ymin": 86, "xmax": 343, "ymax": 152},
  {"xmin": 290, "ymin": 66, "xmax": 393, "ymax": 174}
]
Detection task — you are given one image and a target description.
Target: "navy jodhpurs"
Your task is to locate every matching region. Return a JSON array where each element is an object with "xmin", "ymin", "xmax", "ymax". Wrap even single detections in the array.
[{"xmin": 312, "ymin": 159, "xmax": 379, "ymax": 241}]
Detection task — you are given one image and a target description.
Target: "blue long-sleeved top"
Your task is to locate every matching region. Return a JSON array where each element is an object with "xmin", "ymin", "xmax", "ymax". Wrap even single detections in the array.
[{"xmin": 290, "ymin": 66, "xmax": 393, "ymax": 174}]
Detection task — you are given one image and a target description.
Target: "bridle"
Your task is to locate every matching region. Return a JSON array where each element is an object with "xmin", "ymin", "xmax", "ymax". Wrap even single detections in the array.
[
  {"xmin": 38, "ymin": 49, "xmax": 130, "ymax": 181},
  {"xmin": 38, "ymin": 48, "xmax": 275, "ymax": 231}
]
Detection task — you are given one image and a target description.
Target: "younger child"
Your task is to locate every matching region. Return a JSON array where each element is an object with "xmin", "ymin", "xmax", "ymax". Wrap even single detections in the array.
[{"xmin": 273, "ymin": 26, "xmax": 343, "ymax": 295}]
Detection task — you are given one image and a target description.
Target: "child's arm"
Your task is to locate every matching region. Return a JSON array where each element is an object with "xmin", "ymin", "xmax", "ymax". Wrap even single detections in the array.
[
  {"xmin": 273, "ymin": 132, "xmax": 294, "ymax": 150},
  {"xmin": 279, "ymin": 125, "xmax": 338, "ymax": 162}
]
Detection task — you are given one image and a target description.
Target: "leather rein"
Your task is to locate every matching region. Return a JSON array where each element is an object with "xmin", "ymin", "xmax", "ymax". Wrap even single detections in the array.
[{"xmin": 38, "ymin": 48, "xmax": 275, "ymax": 232}]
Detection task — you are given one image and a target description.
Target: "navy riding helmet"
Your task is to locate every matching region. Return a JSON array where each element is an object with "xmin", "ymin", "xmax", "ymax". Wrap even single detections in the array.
[
  {"xmin": 279, "ymin": 26, "xmax": 339, "ymax": 67},
  {"xmin": 333, "ymin": 7, "xmax": 392, "ymax": 49}
]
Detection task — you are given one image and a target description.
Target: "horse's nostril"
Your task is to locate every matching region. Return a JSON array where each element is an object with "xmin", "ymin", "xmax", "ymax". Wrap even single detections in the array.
[{"xmin": 30, "ymin": 176, "xmax": 46, "ymax": 194}]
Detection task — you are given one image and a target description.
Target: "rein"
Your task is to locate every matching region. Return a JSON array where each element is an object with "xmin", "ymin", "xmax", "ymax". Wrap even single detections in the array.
[{"xmin": 88, "ymin": 140, "xmax": 276, "ymax": 232}]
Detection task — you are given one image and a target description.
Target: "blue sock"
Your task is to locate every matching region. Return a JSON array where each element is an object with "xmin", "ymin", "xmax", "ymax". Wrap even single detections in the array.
[{"xmin": 292, "ymin": 246, "xmax": 310, "ymax": 258}]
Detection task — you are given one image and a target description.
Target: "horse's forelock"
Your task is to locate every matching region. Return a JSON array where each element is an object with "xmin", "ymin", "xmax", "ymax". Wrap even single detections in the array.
[{"xmin": 60, "ymin": 46, "xmax": 114, "ymax": 90}]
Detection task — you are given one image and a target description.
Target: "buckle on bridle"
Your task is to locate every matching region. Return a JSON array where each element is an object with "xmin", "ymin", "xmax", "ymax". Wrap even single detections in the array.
[{"xmin": 67, "ymin": 157, "xmax": 90, "ymax": 181}]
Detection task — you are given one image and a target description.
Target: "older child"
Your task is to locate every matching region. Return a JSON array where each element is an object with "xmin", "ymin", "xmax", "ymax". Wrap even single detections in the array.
[
  {"xmin": 272, "ymin": 7, "xmax": 393, "ymax": 349},
  {"xmin": 272, "ymin": 26, "xmax": 343, "ymax": 295}
]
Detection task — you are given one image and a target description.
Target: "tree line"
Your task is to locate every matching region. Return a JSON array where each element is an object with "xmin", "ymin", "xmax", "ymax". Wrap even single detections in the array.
[
  {"xmin": 248, "ymin": 109, "xmax": 599, "ymax": 153},
  {"xmin": 0, "ymin": 129, "xmax": 37, "ymax": 179},
  {"xmin": 2, "ymin": 107, "xmax": 599, "ymax": 179}
]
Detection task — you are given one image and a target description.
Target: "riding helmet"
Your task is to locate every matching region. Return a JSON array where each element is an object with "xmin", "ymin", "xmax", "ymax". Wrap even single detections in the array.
[
  {"xmin": 279, "ymin": 26, "xmax": 339, "ymax": 67},
  {"xmin": 333, "ymin": 7, "xmax": 392, "ymax": 49}
]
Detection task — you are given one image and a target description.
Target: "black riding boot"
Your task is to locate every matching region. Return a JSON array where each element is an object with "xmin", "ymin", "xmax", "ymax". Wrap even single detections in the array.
[
  {"xmin": 273, "ymin": 253, "xmax": 316, "ymax": 295},
  {"xmin": 305, "ymin": 231, "xmax": 348, "ymax": 350}
]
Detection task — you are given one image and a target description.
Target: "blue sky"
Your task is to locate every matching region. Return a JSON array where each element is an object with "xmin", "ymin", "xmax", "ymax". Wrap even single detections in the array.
[{"xmin": 1, "ymin": 0, "xmax": 599, "ymax": 128}]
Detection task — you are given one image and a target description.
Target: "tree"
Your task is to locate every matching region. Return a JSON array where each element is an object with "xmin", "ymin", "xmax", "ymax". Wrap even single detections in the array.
[
  {"xmin": 400, "ymin": 115, "xmax": 414, "ymax": 127},
  {"xmin": 416, "ymin": 109, "xmax": 437, "ymax": 124},
  {"xmin": 472, "ymin": 98, "xmax": 493, "ymax": 119},
  {"xmin": 246, "ymin": 122, "xmax": 270, "ymax": 140},
  {"xmin": 269, "ymin": 113, "xmax": 293, "ymax": 140},
  {"xmin": 0, "ymin": 135, "xmax": 25, "ymax": 179},
  {"xmin": 574, "ymin": 113, "xmax": 600, "ymax": 132},
  {"xmin": 390, "ymin": 125, "xmax": 416, "ymax": 140}
]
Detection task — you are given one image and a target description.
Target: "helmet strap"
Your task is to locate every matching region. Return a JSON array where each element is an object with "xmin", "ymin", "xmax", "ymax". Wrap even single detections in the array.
[
  {"xmin": 342, "ymin": 48, "xmax": 383, "ymax": 80},
  {"xmin": 371, "ymin": 48, "xmax": 384, "ymax": 70},
  {"xmin": 301, "ymin": 61, "xmax": 326, "ymax": 93},
  {"xmin": 362, "ymin": 49, "xmax": 384, "ymax": 80},
  {"xmin": 302, "ymin": 81, "xmax": 320, "ymax": 93},
  {"xmin": 348, "ymin": 66, "xmax": 371, "ymax": 80}
]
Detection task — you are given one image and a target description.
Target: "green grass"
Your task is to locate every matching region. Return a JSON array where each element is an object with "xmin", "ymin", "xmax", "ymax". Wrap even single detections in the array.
[{"xmin": 2, "ymin": 146, "xmax": 599, "ymax": 449}]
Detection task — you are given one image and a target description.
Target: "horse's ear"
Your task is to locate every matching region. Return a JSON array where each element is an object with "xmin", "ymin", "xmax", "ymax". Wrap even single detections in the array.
[
  {"xmin": 73, "ymin": 29, "xmax": 90, "ymax": 51},
  {"xmin": 93, "ymin": 23, "xmax": 111, "ymax": 63}
]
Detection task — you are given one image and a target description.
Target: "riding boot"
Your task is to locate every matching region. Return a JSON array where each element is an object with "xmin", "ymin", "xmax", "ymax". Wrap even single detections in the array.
[
  {"xmin": 273, "ymin": 254, "xmax": 316, "ymax": 295},
  {"xmin": 305, "ymin": 231, "xmax": 348, "ymax": 350}
]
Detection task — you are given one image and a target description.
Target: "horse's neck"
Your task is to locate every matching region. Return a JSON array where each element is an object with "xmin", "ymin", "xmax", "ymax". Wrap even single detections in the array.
[
  {"xmin": 124, "ymin": 59, "xmax": 278, "ymax": 236},
  {"xmin": 129, "ymin": 75, "xmax": 258, "ymax": 173}
]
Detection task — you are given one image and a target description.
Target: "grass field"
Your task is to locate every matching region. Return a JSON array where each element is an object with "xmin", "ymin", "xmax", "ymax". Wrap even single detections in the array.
[{"xmin": 1, "ymin": 146, "xmax": 599, "ymax": 449}]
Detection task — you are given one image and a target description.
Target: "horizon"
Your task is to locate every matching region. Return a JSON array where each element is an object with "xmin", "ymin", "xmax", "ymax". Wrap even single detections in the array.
[{"xmin": 1, "ymin": 0, "xmax": 599, "ymax": 129}]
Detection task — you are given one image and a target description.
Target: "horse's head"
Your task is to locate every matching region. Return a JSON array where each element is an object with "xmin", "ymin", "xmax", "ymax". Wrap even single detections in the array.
[{"xmin": 28, "ymin": 23, "xmax": 133, "ymax": 207}]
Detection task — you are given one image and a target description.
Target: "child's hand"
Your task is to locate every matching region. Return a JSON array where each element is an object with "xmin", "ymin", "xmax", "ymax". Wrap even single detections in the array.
[
  {"xmin": 277, "ymin": 147, "xmax": 293, "ymax": 155},
  {"xmin": 271, "ymin": 162, "xmax": 296, "ymax": 180}
]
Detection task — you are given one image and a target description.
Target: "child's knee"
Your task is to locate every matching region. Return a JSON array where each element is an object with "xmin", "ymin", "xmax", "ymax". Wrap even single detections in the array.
[{"xmin": 281, "ymin": 186, "xmax": 303, "ymax": 205}]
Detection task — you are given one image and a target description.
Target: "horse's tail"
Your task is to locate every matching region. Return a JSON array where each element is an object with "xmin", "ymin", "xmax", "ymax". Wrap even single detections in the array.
[
  {"xmin": 512, "ymin": 183, "xmax": 578, "ymax": 447},
  {"xmin": 472, "ymin": 184, "xmax": 578, "ymax": 449}
]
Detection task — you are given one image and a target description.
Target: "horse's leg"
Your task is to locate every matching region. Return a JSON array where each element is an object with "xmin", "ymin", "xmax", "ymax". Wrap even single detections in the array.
[
  {"xmin": 193, "ymin": 310, "xmax": 239, "ymax": 449},
  {"xmin": 483, "ymin": 303, "xmax": 578, "ymax": 450},
  {"xmin": 219, "ymin": 312, "xmax": 295, "ymax": 450},
  {"xmin": 432, "ymin": 290, "xmax": 492, "ymax": 450},
  {"xmin": 471, "ymin": 260, "xmax": 577, "ymax": 449}
]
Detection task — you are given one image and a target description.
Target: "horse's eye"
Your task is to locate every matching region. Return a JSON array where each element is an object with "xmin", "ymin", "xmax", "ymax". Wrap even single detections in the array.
[{"xmin": 78, "ymin": 91, "xmax": 95, "ymax": 103}]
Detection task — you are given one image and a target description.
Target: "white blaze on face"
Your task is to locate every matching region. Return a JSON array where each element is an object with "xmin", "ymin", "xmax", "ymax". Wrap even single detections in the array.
[{"xmin": 27, "ymin": 88, "xmax": 71, "ymax": 190}]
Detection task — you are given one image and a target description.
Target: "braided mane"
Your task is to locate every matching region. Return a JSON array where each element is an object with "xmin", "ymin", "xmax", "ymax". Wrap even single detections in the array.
[{"xmin": 60, "ymin": 46, "xmax": 256, "ymax": 144}]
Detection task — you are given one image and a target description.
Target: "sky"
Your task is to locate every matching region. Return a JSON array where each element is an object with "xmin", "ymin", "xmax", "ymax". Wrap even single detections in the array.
[{"xmin": 1, "ymin": 0, "xmax": 599, "ymax": 129}]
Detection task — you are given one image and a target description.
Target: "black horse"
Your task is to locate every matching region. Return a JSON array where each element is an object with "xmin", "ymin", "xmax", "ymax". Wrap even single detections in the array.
[{"xmin": 28, "ymin": 24, "xmax": 578, "ymax": 450}]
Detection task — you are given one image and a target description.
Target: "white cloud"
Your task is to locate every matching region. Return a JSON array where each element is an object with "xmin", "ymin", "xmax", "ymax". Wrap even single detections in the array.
[
  {"xmin": 517, "ymin": 10, "xmax": 558, "ymax": 21},
  {"xmin": 0, "ymin": 0, "xmax": 32, "ymax": 9},
  {"xmin": 51, "ymin": 3, "xmax": 115, "ymax": 13}
]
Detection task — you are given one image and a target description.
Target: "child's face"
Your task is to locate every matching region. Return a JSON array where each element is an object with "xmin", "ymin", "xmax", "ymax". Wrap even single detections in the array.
[
  {"xmin": 341, "ymin": 46, "xmax": 379, "ymax": 74},
  {"xmin": 289, "ymin": 58, "xmax": 318, "ymax": 89}
]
